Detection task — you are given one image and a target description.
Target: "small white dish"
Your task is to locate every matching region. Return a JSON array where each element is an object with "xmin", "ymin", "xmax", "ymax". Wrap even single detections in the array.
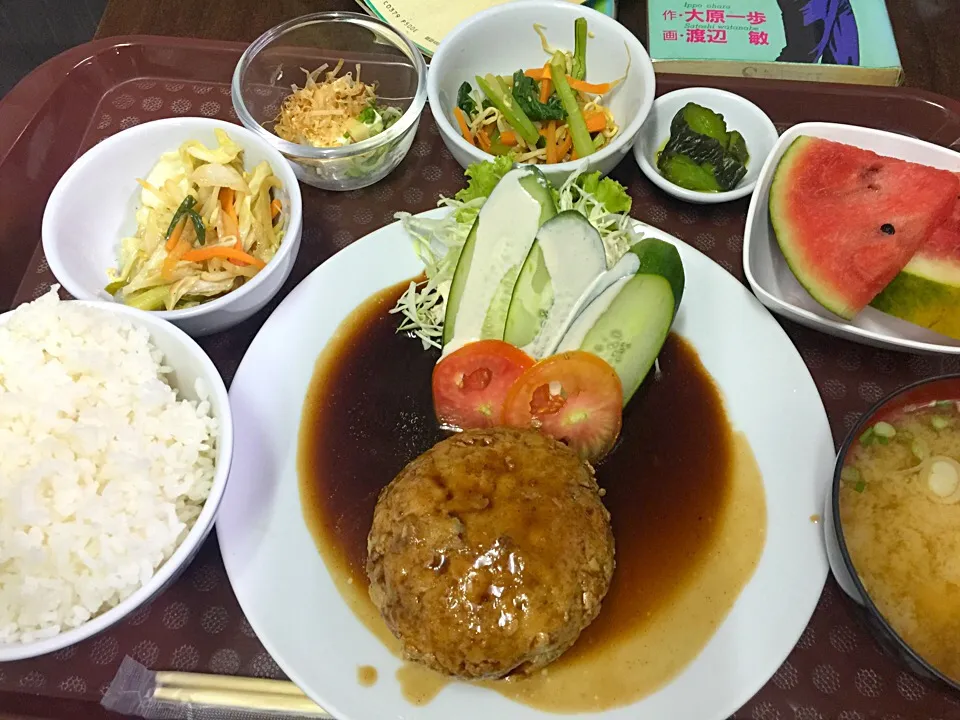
[
  {"xmin": 427, "ymin": 0, "xmax": 656, "ymax": 185},
  {"xmin": 634, "ymin": 87, "xmax": 778, "ymax": 205},
  {"xmin": 744, "ymin": 121, "xmax": 960, "ymax": 355},
  {"xmin": 42, "ymin": 117, "xmax": 303, "ymax": 337},
  {"xmin": 0, "ymin": 298, "xmax": 233, "ymax": 661}
]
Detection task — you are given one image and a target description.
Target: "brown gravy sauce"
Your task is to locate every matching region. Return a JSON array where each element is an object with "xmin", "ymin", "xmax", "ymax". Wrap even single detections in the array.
[
  {"xmin": 356, "ymin": 665, "xmax": 378, "ymax": 687},
  {"xmin": 298, "ymin": 280, "xmax": 767, "ymax": 712}
]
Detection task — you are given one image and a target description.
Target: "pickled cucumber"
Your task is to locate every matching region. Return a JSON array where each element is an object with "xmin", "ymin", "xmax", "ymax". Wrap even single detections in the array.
[{"xmin": 657, "ymin": 102, "xmax": 749, "ymax": 193}]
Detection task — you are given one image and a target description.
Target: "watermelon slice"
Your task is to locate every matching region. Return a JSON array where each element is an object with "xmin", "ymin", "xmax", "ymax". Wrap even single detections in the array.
[
  {"xmin": 872, "ymin": 182, "xmax": 960, "ymax": 338},
  {"xmin": 769, "ymin": 136, "xmax": 960, "ymax": 319}
]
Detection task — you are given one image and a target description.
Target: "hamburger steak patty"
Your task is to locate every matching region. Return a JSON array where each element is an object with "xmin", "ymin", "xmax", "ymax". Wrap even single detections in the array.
[{"xmin": 366, "ymin": 427, "xmax": 615, "ymax": 680}]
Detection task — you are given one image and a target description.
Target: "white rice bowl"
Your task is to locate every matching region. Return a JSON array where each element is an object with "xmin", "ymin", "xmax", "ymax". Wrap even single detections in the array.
[{"xmin": 0, "ymin": 289, "xmax": 224, "ymax": 648}]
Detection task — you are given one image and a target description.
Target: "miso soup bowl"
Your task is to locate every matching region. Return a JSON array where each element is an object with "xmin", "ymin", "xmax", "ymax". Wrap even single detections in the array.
[{"xmin": 826, "ymin": 374, "xmax": 960, "ymax": 693}]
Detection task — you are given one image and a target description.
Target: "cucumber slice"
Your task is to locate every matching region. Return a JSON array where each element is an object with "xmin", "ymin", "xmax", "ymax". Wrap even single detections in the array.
[
  {"xmin": 726, "ymin": 130, "xmax": 750, "ymax": 165},
  {"xmin": 658, "ymin": 153, "xmax": 722, "ymax": 193},
  {"xmin": 673, "ymin": 102, "xmax": 729, "ymax": 144},
  {"xmin": 442, "ymin": 218, "xmax": 478, "ymax": 346},
  {"xmin": 518, "ymin": 168, "xmax": 558, "ymax": 226},
  {"xmin": 503, "ymin": 211, "xmax": 606, "ymax": 359},
  {"xmin": 629, "ymin": 237, "xmax": 685, "ymax": 317},
  {"xmin": 572, "ymin": 250, "xmax": 641, "ymax": 321},
  {"xmin": 441, "ymin": 167, "xmax": 557, "ymax": 352},
  {"xmin": 502, "ymin": 243, "xmax": 552, "ymax": 349},
  {"xmin": 558, "ymin": 238, "xmax": 685, "ymax": 404},
  {"xmin": 557, "ymin": 275, "xmax": 631, "ymax": 354},
  {"xmin": 579, "ymin": 275, "xmax": 675, "ymax": 403},
  {"xmin": 510, "ymin": 236, "xmax": 641, "ymax": 360}
]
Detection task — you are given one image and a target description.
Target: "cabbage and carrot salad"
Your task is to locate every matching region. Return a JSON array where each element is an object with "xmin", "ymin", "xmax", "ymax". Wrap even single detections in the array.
[
  {"xmin": 453, "ymin": 18, "xmax": 625, "ymax": 165},
  {"xmin": 106, "ymin": 129, "xmax": 286, "ymax": 311}
]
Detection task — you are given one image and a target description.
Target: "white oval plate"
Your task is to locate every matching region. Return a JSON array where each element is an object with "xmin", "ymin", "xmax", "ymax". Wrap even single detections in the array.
[
  {"xmin": 743, "ymin": 121, "xmax": 960, "ymax": 355},
  {"xmin": 217, "ymin": 211, "xmax": 834, "ymax": 720}
]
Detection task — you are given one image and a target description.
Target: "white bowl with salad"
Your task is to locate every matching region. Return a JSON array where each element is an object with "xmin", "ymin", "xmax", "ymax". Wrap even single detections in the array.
[
  {"xmin": 42, "ymin": 117, "xmax": 302, "ymax": 337},
  {"xmin": 427, "ymin": 0, "xmax": 655, "ymax": 184}
]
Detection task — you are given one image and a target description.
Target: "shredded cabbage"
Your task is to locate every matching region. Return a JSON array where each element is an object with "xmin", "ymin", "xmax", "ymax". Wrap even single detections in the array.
[
  {"xmin": 390, "ymin": 162, "xmax": 641, "ymax": 349},
  {"xmin": 555, "ymin": 170, "xmax": 639, "ymax": 268},
  {"xmin": 182, "ymin": 129, "xmax": 243, "ymax": 164}
]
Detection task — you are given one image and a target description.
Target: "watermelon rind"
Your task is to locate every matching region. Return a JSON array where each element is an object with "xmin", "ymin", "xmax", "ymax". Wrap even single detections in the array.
[
  {"xmin": 871, "ymin": 252, "xmax": 960, "ymax": 340},
  {"xmin": 769, "ymin": 137, "xmax": 857, "ymax": 319}
]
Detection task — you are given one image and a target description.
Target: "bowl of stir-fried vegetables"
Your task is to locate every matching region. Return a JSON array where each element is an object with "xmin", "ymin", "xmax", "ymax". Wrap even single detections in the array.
[
  {"xmin": 42, "ymin": 117, "xmax": 303, "ymax": 337},
  {"xmin": 427, "ymin": 0, "xmax": 655, "ymax": 184},
  {"xmin": 232, "ymin": 12, "xmax": 427, "ymax": 191}
]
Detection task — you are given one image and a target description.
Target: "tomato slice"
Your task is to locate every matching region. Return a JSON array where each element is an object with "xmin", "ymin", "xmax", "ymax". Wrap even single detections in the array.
[
  {"xmin": 502, "ymin": 351, "xmax": 623, "ymax": 463},
  {"xmin": 433, "ymin": 340, "xmax": 535, "ymax": 430}
]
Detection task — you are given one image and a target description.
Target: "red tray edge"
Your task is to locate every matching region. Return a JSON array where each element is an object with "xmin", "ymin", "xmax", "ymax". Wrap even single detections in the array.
[
  {"xmin": 4, "ymin": 34, "xmax": 960, "ymax": 167},
  {"xmin": 0, "ymin": 36, "xmax": 246, "ymax": 166}
]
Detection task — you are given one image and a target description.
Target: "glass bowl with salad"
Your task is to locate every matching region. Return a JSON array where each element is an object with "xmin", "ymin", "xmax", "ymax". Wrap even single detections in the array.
[
  {"xmin": 232, "ymin": 12, "xmax": 427, "ymax": 191},
  {"xmin": 427, "ymin": 0, "xmax": 655, "ymax": 184}
]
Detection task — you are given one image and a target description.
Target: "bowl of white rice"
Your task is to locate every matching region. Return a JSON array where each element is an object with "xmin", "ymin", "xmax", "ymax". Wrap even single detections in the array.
[{"xmin": 0, "ymin": 288, "xmax": 232, "ymax": 661}]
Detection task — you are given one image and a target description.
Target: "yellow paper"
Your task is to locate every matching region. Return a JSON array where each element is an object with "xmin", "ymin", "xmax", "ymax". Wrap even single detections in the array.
[{"xmin": 364, "ymin": 0, "xmax": 585, "ymax": 55}]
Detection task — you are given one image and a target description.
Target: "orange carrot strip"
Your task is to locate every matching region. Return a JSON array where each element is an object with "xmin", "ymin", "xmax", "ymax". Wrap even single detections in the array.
[
  {"xmin": 567, "ymin": 78, "xmax": 613, "ymax": 94},
  {"xmin": 556, "ymin": 133, "xmax": 573, "ymax": 161},
  {"xmin": 218, "ymin": 187, "xmax": 241, "ymax": 248},
  {"xmin": 453, "ymin": 107, "xmax": 475, "ymax": 146},
  {"xmin": 499, "ymin": 130, "xmax": 518, "ymax": 146},
  {"xmin": 545, "ymin": 121, "xmax": 557, "ymax": 164},
  {"xmin": 270, "ymin": 198, "xmax": 282, "ymax": 219},
  {"xmin": 571, "ymin": 149, "xmax": 579, "ymax": 161},
  {"xmin": 164, "ymin": 216, "xmax": 187, "ymax": 252},
  {"xmin": 583, "ymin": 111, "xmax": 607, "ymax": 133},
  {"xmin": 219, "ymin": 188, "xmax": 236, "ymax": 218},
  {"xmin": 525, "ymin": 70, "xmax": 614, "ymax": 94},
  {"xmin": 539, "ymin": 62, "xmax": 552, "ymax": 103},
  {"xmin": 162, "ymin": 236, "xmax": 191, "ymax": 280},
  {"xmin": 477, "ymin": 125, "xmax": 492, "ymax": 152},
  {"xmin": 182, "ymin": 245, "xmax": 266, "ymax": 269}
]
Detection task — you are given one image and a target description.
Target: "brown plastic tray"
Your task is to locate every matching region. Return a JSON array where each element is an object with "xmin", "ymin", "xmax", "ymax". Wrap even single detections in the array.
[{"xmin": 2, "ymin": 36, "xmax": 960, "ymax": 720}]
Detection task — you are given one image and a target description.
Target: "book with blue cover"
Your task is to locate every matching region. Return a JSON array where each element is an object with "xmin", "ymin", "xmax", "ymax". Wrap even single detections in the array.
[{"xmin": 647, "ymin": 0, "xmax": 902, "ymax": 86}]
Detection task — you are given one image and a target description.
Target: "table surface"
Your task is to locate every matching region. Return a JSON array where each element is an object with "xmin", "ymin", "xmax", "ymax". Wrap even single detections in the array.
[
  {"xmin": 94, "ymin": 0, "xmax": 960, "ymax": 98},
  {"xmin": 0, "ymin": 1, "xmax": 952, "ymax": 719}
]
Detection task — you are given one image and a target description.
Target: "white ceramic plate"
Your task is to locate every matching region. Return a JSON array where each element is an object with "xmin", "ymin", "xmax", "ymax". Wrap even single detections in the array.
[
  {"xmin": 744, "ymin": 121, "xmax": 960, "ymax": 355},
  {"xmin": 217, "ymin": 211, "xmax": 834, "ymax": 720}
]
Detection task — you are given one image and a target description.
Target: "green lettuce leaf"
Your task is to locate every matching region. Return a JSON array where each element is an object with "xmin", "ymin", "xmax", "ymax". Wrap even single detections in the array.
[
  {"xmin": 454, "ymin": 156, "xmax": 514, "ymax": 205},
  {"xmin": 576, "ymin": 172, "xmax": 632, "ymax": 214}
]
